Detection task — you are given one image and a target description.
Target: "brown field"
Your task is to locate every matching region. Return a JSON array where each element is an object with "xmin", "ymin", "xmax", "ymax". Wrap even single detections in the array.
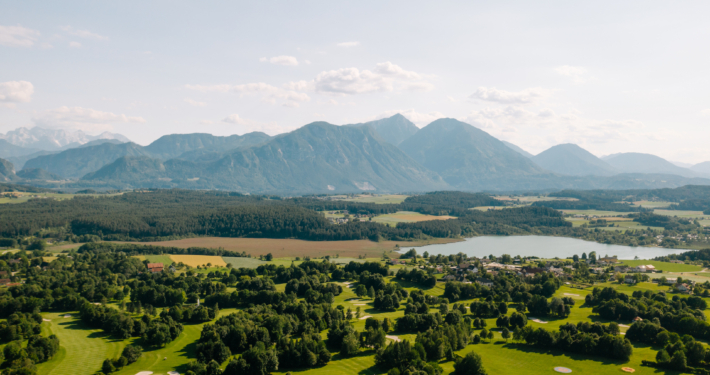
[
  {"xmin": 134, "ymin": 237, "xmax": 460, "ymax": 258},
  {"xmin": 169, "ymin": 254, "xmax": 227, "ymax": 267}
]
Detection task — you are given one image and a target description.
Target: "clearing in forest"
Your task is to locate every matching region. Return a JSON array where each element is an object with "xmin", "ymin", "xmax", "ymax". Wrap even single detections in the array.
[{"xmin": 169, "ymin": 254, "xmax": 227, "ymax": 267}]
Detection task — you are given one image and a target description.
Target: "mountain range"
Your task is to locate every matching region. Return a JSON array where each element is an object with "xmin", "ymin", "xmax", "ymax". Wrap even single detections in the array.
[{"xmin": 2, "ymin": 114, "xmax": 710, "ymax": 193}]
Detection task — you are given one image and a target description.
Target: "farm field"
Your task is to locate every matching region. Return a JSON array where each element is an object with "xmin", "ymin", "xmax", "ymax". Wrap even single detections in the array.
[
  {"xmin": 221, "ymin": 256, "xmax": 268, "ymax": 269},
  {"xmin": 371, "ymin": 211, "xmax": 456, "ymax": 227},
  {"xmin": 130, "ymin": 237, "xmax": 459, "ymax": 258},
  {"xmin": 169, "ymin": 254, "xmax": 227, "ymax": 267},
  {"xmin": 335, "ymin": 194, "xmax": 409, "ymax": 204},
  {"xmin": 633, "ymin": 200, "xmax": 673, "ymax": 209}
]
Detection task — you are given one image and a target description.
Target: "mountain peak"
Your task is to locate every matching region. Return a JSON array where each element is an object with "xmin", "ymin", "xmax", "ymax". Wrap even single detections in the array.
[
  {"xmin": 348, "ymin": 114, "xmax": 419, "ymax": 145},
  {"xmin": 531, "ymin": 143, "xmax": 617, "ymax": 176}
]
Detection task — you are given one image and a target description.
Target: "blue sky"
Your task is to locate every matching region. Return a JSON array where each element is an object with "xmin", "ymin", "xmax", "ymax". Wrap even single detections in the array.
[{"xmin": 1, "ymin": 1, "xmax": 709, "ymax": 163}]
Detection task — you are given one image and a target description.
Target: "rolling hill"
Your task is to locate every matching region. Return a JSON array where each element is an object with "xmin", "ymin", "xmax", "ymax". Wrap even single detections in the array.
[
  {"xmin": 531, "ymin": 143, "xmax": 617, "ymax": 176},
  {"xmin": 0, "ymin": 139, "xmax": 40, "ymax": 158},
  {"xmin": 16, "ymin": 168, "xmax": 64, "ymax": 180},
  {"xmin": 398, "ymin": 118, "xmax": 549, "ymax": 189},
  {"xmin": 691, "ymin": 161, "xmax": 710, "ymax": 175}
]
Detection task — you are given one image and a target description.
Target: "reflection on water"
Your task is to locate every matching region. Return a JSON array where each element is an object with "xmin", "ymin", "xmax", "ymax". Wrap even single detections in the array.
[{"xmin": 398, "ymin": 236, "xmax": 690, "ymax": 260}]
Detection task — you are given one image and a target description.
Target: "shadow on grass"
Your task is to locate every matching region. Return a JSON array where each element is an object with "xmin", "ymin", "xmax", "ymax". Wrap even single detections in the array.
[
  {"xmin": 499, "ymin": 342, "xmax": 629, "ymax": 366},
  {"xmin": 57, "ymin": 317, "xmax": 125, "ymax": 343}
]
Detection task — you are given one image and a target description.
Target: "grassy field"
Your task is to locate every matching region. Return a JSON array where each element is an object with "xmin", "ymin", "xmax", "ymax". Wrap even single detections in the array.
[
  {"xmin": 633, "ymin": 200, "xmax": 673, "ymax": 209},
  {"xmin": 128, "ymin": 237, "xmax": 459, "ymax": 258},
  {"xmin": 335, "ymin": 194, "xmax": 409, "ymax": 204},
  {"xmin": 169, "ymin": 254, "xmax": 227, "ymax": 267},
  {"xmin": 0, "ymin": 192, "xmax": 123, "ymax": 205},
  {"xmin": 619, "ymin": 260, "xmax": 703, "ymax": 273},
  {"xmin": 222, "ymin": 256, "xmax": 268, "ymax": 268},
  {"xmin": 371, "ymin": 211, "xmax": 456, "ymax": 227}
]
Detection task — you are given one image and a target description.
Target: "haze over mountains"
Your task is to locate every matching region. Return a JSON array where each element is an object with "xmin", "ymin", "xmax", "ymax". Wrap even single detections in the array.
[{"xmin": 1, "ymin": 114, "xmax": 710, "ymax": 193}]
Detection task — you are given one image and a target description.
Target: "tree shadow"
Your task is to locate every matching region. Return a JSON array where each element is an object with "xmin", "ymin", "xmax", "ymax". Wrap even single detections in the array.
[{"xmin": 500, "ymin": 342, "xmax": 628, "ymax": 366}]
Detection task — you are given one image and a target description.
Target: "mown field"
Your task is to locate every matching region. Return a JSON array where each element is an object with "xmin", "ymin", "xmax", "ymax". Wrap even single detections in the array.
[
  {"xmin": 130, "ymin": 237, "xmax": 459, "ymax": 258},
  {"xmin": 335, "ymin": 194, "xmax": 410, "ymax": 204},
  {"xmin": 371, "ymin": 211, "xmax": 456, "ymax": 227}
]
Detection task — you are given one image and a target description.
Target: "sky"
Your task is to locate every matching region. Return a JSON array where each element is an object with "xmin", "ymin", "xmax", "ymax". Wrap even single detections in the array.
[{"xmin": 1, "ymin": 1, "xmax": 710, "ymax": 163}]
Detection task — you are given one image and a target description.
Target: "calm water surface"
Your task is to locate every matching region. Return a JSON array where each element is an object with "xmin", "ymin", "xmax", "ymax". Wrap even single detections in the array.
[{"xmin": 399, "ymin": 236, "xmax": 690, "ymax": 260}]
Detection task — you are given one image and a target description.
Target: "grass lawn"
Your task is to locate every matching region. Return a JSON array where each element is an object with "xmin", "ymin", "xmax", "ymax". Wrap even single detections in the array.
[
  {"xmin": 37, "ymin": 312, "xmax": 127, "ymax": 375},
  {"xmin": 144, "ymin": 254, "xmax": 175, "ymax": 265},
  {"xmin": 337, "ymin": 194, "xmax": 409, "ymax": 204},
  {"xmin": 222, "ymin": 256, "xmax": 268, "ymax": 268},
  {"xmin": 619, "ymin": 260, "xmax": 703, "ymax": 273},
  {"xmin": 633, "ymin": 201, "xmax": 673, "ymax": 209},
  {"xmin": 372, "ymin": 211, "xmax": 456, "ymax": 227}
]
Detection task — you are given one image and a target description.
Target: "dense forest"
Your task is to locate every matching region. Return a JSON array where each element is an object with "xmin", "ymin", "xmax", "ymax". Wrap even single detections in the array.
[
  {"xmin": 545, "ymin": 186, "xmax": 710, "ymax": 214},
  {"xmin": 0, "ymin": 190, "xmax": 571, "ymax": 244}
]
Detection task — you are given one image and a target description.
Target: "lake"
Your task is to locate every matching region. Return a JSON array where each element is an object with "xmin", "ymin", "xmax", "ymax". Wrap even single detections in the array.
[{"xmin": 398, "ymin": 236, "xmax": 690, "ymax": 260}]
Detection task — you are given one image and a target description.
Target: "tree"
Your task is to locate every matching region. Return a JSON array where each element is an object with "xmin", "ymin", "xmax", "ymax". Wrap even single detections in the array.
[
  {"xmin": 656, "ymin": 349, "xmax": 670, "ymax": 364},
  {"xmin": 102, "ymin": 359, "xmax": 115, "ymax": 373},
  {"xmin": 582, "ymin": 252, "xmax": 587, "ymax": 260},
  {"xmin": 497, "ymin": 302, "xmax": 508, "ymax": 315},
  {"xmin": 341, "ymin": 331, "xmax": 360, "ymax": 357},
  {"xmin": 487, "ymin": 331, "xmax": 494, "ymax": 342},
  {"xmin": 480, "ymin": 328, "xmax": 489, "ymax": 342},
  {"xmin": 453, "ymin": 351, "xmax": 487, "ymax": 375},
  {"xmin": 501, "ymin": 327, "xmax": 510, "ymax": 342},
  {"xmin": 356, "ymin": 284, "xmax": 367, "ymax": 298},
  {"xmin": 367, "ymin": 286, "xmax": 376, "ymax": 299},
  {"xmin": 572, "ymin": 254, "xmax": 579, "ymax": 262},
  {"xmin": 356, "ymin": 306, "xmax": 361, "ymax": 319},
  {"xmin": 670, "ymin": 350, "xmax": 687, "ymax": 371}
]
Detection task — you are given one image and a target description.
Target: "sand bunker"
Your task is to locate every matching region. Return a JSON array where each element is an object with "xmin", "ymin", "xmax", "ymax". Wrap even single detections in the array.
[
  {"xmin": 529, "ymin": 317, "xmax": 548, "ymax": 324},
  {"xmin": 135, "ymin": 372, "xmax": 154, "ymax": 375},
  {"xmin": 386, "ymin": 335, "xmax": 401, "ymax": 342},
  {"xmin": 42, "ymin": 319, "xmax": 51, "ymax": 322},
  {"xmin": 563, "ymin": 293, "xmax": 579, "ymax": 296},
  {"xmin": 359, "ymin": 315, "xmax": 372, "ymax": 320},
  {"xmin": 354, "ymin": 303, "xmax": 367, "ymax": 306}
]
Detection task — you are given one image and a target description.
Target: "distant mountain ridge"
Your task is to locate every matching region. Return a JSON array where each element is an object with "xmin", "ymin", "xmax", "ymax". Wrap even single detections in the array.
[
  {"xmin": 83, "ymin": 122, "xmax": 448, "ymax": 193},
  {"xmin": 603, "ymin": 152, "xmax": 699, "ymax": 178},
  {"xmin": 349, "ymin": 114, "xmax": 420, "ymax": 145},
  {"xmin": 398, "ymin": 118, "xmax": 549, "ymax": 189},
  {"xmin": 5, "ymin": 114, "xmax": 710, "ymax": 193},
  {"xmin": 0, "ymin": 127, "xmax": 130, "ymax": 150},
  {"xmin": 531, "ymin": 144, "xmax": 617, "ymax": 176},
  {"xmin": 501, "ymin": 141, "xmax": 533, "ymax": 158}
]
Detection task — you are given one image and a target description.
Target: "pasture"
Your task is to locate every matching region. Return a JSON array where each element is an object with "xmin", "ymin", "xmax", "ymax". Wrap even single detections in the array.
[
  {"xmin": 371, "ymin": 211, "xmax": 456, "ymax": 227},
  {"xmin": 335, "ymin": 194, "xmax": 409, "ymax": 204},
  {"xmin": 132, "ymin": 237, "xmax": 459, "ymax": 258},
  {"xmin": 222, "ymin": 256, "xmax": 268, "ymax": 269},
  {"xmin": 619, "ymin": 260, "xmax": 703, "ymax": 273},
  {"xmin": 169, "ymin": 254, "xmax": 227, "ymax": 267}
]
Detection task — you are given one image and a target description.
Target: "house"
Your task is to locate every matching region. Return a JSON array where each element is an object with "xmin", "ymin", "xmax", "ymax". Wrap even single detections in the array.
[
  {"xmin": 633, "ymin": 316, "xmax": 643, "ymax": 322},
  {"xmin": 147, "ymin": 263, "xmax": 164, "ymax": 273},
  {"xmin": 591, "ymin": 267, "xmax": 605, "ymax": 274},
  {"xmin": 614, "ymin": 266, "xmax": 629, "ymax": 273},
  {"xmin": 0, "ymin": 279, "xmax": 11, "ymax": 286},
  {"xmin": 169, "ymin": 265, "xmax": 177, "ymax": 273},
  {"xmin": 677, "ymin": 283, "xmax": 690, "ymax": 293},
  {"xmin": 475, "ymin": 278, "xmax": 494, "ymax": 288},
  {"xmin": 521, "ymin": 267, "xmax": 545, "ymax": 275},
  {"xmin": 8, "ymin": 259, "xmax": 20, "ymax": 265},
  {"xmin": 635, "ymin": 265, "xmax": 655, "ymax": 273},
  {"xmin": 390, "ymin": 259, "xmax": 405, "ymax": 265},
  {"xmin": 625, "ymin": 275, "xmax": 637, "ymax": 284}
]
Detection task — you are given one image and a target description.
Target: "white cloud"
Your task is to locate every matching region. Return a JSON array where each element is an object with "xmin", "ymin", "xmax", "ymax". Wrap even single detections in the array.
[
  {"xmin": 701, "ymin": 109, "xmax": 710, "ymax": 117},
  {"xmin": 186, "ymin": 82, "xmax": 309, "ymax": 107},
  {"xmin": 470, "ymin": 87, "xmax": 547, "ymax": 104},
  {"xmin": 69, "ymin": 41, "xmax": 82, "ymax": 48},
  {"xmin": 0, "ymin": 81, "xmax": 34, "ymax": 105},
  {"xmin": 463, "ymin": 105, "xmax": 645, "ymax": 153},
  {"xmin": 0, "ymin": 25, "xmax": 40, "ymax": 47},
  {"xmin": 260, "ymin": 55, "xmax": 299, "ymax": 66},
  {"xmin": 184, "ymin": 98, "xmax": 207, "ymax": 107},
  {"xmin": 337, "ymin": 41, "xmax": 360, "ymax": 47},
  {"xmin": 221, "ymin": 114, "xmax": 292, "ymax": 135},
  {"xmin": 373, "ymin": 109, "xmax": 445, "ymax": 127},
  {"xmin": 555, "ymin": 65, "xmax": 594, "ymax": 83},
  {"xmin": 59, "ymin": 25, "xmax": 108, "ymax": 40},
  {"xmin": 32, "ymin": 106, "xmax": 146, "ymax": 132},
  {"xmin": 311, "ymin": 62, "xmax": 432, "ymax": 95}
]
